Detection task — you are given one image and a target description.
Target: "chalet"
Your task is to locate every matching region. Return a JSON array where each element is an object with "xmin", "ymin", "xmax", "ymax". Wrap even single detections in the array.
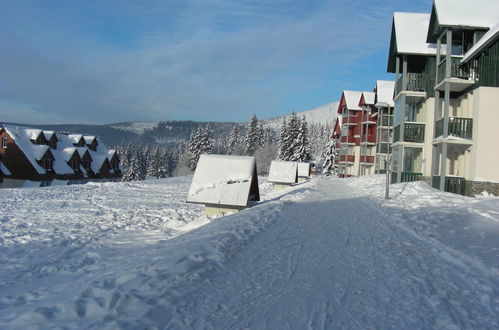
[
  {"xmin": 0, "ymin": 125, "xmax": 121, "ymax": 188},
  {"xmin": 187, "ymin": 154, "xmax": 260, "ymax": 217},
  {"xmin": 268, "ymin": 160, "xmax": 298, "ymax": 190},
  {"xmin": 374, "ymin": 80, "xmax": 395, "ymax": 174}
]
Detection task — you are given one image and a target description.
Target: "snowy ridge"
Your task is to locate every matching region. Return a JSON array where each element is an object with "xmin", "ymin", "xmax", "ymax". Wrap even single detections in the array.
[
  {"xmin": 264, "ymin": 101, "xmax": 339, "ymax": 129},
  {"xmin": 108, "ymin": 121, "xmax": 158, "ymax": 134}
]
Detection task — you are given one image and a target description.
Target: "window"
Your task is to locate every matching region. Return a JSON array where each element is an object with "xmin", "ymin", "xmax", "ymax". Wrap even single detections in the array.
[
  {"xmin": 2, "ymin": 137, "xmax": 7, "ymax": 148},
  {"xmin": 41, "ymin": 159, "xmax": 53, "ymax": 170}
]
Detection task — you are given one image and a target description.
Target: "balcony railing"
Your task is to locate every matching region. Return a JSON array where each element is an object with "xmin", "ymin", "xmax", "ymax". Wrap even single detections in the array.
[
  {"xmin": 378, "ymin": 115, "xmax": 394, "ymax": 127},
  {"xmin": 376, "ymin": 143, "xmax": 390, "ymax": 154},
  {"xmin": 339, "ymin": 155, "xmax": 355, "ymax": 163},
  {"xmin": 432, "ymin": 176, "xmax": 466, "ymax": 195},
  {"xmin": 393, "ymin": 123, "xmax": 425, "ymax": 143},
  {"xmin": 435, "ymin": 117, "xmax": 473, "ymax": 139},
  {"xmin": 437, "ymin": 57, "xmax": 472, "ymax": 85},
  {"xmin": 391, "ymin": 171, "xmax": 422, "ymax": 184},
  {"xmin": 360, "ymin": 134, "xmax": 376, "ymax": 144},
  {"xmin": 359, "ymin": 155, "xmax": 375, "ymax": 163},
  {"xmin": 395, "ymin": 73, "xmax": 427, "ymax": 96},
  {"xmin": 340, "ymin": 135, "xmax": 357, "ymax": 143}
]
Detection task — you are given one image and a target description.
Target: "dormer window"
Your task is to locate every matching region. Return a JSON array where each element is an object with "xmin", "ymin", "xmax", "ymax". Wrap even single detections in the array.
[
  {"xmin": 68, "ymin": 159, "xmax": 80, "ymax": 170},
  {"xmin": 40, "ymin": 159, "xmax": 53, "ymax": 170},
  {"xmin": 82, "ymin": 159, "xmax": 91, "ymax": 170}
]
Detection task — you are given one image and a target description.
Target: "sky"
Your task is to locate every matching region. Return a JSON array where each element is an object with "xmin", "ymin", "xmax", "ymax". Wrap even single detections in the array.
[{"xmin": 0, "ymin": 0, "xmax": 433, "ymax": 125}]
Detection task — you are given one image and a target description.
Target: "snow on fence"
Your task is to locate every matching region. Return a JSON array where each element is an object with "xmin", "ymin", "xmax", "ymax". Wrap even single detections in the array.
[
  {"xmin": 186, "ymin": 154, "xmax": 260, "ymax": 217},
  {"xmin": 297, "ymin": 162, "xmax": 311, "ymax": 182},
  {"xmin": 268, "ymin": 160, "xmax": 298, "ymax": 190}
]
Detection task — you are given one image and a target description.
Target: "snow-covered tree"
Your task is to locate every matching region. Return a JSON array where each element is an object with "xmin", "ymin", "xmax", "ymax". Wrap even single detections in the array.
[
  {"xmin": 228, "ymin": 126, "xmax": 240, "ymax": 155},
  {"xmin": 244, "ymin": 115, "xmax": 262, "ymax": 156},
  {"xmin": 187, "ymin": 126, "xmax": 214, "ymax": 170},
  {"xmin": 323, "ymin": 136, "xmax": 339, "ymax": 176},
  {"xmin": 291, "ymin": 116, "xmax": 311, "ymax": 162},
  {"xmin": 147, "ymin": 146, "xmax": 168, "ymax": 179},
  {"xmin": 122, "ymin": 149, "xmax": 145, "ymax": 181}
]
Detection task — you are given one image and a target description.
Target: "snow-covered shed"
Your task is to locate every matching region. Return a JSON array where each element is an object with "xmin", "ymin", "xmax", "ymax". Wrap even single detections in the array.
[
  {"xmin": 297, "ymin": 162, "xmax": 311, "ymax": 182},
  {"xmin": 187, "ymin": 154, "xmax": 260, "ymax": 217},
  {"xmin": 268, "ymin": 160, "xmax": 298, "ymax": 190}
]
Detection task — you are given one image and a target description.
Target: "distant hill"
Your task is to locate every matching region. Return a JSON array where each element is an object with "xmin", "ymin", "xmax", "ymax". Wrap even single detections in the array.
[{"xmin": 1, "ymin": 101, "xmax": 337, "ymax": 148}]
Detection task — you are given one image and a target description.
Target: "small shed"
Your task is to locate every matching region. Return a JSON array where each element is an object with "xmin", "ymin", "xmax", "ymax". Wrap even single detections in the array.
[
  {"xmin": 268, "ymin": 160, "xmax": 298, "ymax": 190},
  {"xmin": 297, "ymin": 162, "xmax": 311, "ymax": 182},
  {"xmin": 187, "ymin": 154, "xmax": 260, "ymax": 217}
]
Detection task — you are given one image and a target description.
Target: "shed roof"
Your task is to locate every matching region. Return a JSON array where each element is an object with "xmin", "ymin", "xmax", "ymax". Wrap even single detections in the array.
[
  {"xmin": 375, "ymin": 80, "xmax": 395, "ymax": 107},
  {"xmin": 297, "ymin": 162, "xmax": 311, "ymax": 178},
  {"xmin": 187, "ymin": 154, "xmax": 260, "ymax": 207},
  {"xmin": 268, "ymin": 160, "xmax": 298, "ymax": 184}
]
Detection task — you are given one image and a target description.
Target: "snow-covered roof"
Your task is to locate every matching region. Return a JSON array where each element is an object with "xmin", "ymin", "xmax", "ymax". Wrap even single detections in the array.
[
  {"xmin": 68, "ymin": 134, "xmax": 83, "ymax": 144},
  {"xmin": 461, "ymin": 23, "xmax": 499, "ymax": 64},
  {"xmin": 393, "ymin": 12, "xmax": 436, "ymax": 56},
  {"xmin": 3, "ymin": 125, "xmax": 49, "ymax": 174},
  {"xmin": 360, "ymin": 92, "xmax": 375, "ymax": 106},
  {"xmin": 89, "ymin": 153, "xmax": 109, "ymax": 173},
  {"xmin": 83, "ymin": 136, "xmax": 96, "ymax": 144},
  {"xmin": 187, "ymin": 154, "xmax": 260, "ymax": 207},
  {"xmin": 268, "ymin": 160, "xmax": 298, "ymax": 184},
  {"xmin": 43, "ymin": 131, "xmax": 56, "ymax": 140},
  {"xmin": 297, "ymin": 162, "xmax": 311, "ymax": 178},
  {"xmin": 375, "ymin": 80, "xmax": 395, "ymax": 107},
  {"xmin": 342, "ymin": 91, "xmax": 364, "ymax": 111},
  {"xmin": 432, "ymin": 0, "xmax": 499, "ymax": 29}
]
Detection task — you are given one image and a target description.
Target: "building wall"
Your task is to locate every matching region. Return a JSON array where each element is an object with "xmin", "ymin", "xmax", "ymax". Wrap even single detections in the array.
[
  {"xmin": 421, "ymin": 97, "xmax": 435, "ymax": 177},
  {"xmin": 469, "ymin": 86, "xmax": 499, "ymax": 182}
]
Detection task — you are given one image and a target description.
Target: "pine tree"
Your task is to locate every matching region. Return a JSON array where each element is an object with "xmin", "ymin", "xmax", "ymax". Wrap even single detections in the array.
[
  {"xmin": 187, "ymin": 126, "xmax": 214, "ymax": 170},
  {"xmin": 292, "ymin": 116, "xmax": 311, "ymax": 162},
  {"xmin": 244, "ymin": 115, "xmax": 261, "ymax": 156},
  {"xmin": 277, "ymin": 118, "xmax": 290, "ymax": 160},
  {"xmin": 323, "ymin": 136, "xmax": 339, "ymax": 176},
  {"xmin": 122, "ymin": 149, "xmax": 145, "ymax": 181},
  {"xmin": 228, "ymin": 126, "xmax": 240, "ymax": 155}
]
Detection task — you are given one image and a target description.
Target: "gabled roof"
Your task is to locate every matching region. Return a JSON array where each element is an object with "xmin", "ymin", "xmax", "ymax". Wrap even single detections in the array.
[
  {"xmin": 387, "ymin": 12, "xmax": 436, "ymax": 73},
  {"xmin": 187, "ymin": 154, "xmax": 260, "ymax": 207},
  {"xmin": 3, "ymin": 125, "xmax": 49, "ymax": 174},
  {"xmin": 268, "ymin": 160, "xmax": 298, "ymax": 184},
  {"xmin": 68, "ymin": 134, "xmax": 84, "ymax": 144},
  {"xmin": 359, "ymin": 92, "xmax": 375, "ymax": 107},
  {"xmin": 374, "ymin": 80, "xmax": 395, "ymax": 107},
  {"xmin": 24, "ymin": 128, "xmax": 44, "ymax": 141},
  {"xmin": 43, "ymin": 131, "xmax": 57, "ymax": 141},
  {"xmin": 461, "ymin": 23, "xmax": 499, "ymax": 64},
  {"xmin": 427, "ymin": 0, "xmax": 499, "ymax": 42},
  {"xmin": 338, "ymin": 91, "xmax": 364, "ymax": 113},
  {"xmin": 83, "ymin": 136, "xmax": 97, "ymax": 144}
]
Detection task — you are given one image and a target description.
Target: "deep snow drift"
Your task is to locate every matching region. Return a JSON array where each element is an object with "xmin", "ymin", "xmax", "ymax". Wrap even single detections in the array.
[{"xmin": 0, "ymin": 175, "xmax": 498, "ymax": 329}]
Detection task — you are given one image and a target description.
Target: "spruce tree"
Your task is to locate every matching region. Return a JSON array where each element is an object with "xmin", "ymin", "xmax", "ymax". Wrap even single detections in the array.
[
  {"xmin": 323, "ymin": 136, "xmax": 339, "ymax": 176},
  {"xmin": 244, "ymin": 115, "xmax": 260, "ymax": 156},
  {"xmin": 292, "ymin": 116, "xmax": 311, "ymax": 162},
  {"xmin": 228, "ymin": 126, "xmax": 240, "ymax": 155}
]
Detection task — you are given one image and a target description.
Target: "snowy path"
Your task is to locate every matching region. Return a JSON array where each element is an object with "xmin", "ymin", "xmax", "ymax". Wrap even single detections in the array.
[
  {"xmin": 1, "ymin": 176, "xmax": 498, "ymax": 329},
  {"xmin": 154, "ymin": 178, "xmax": 498, "ymax": 329}
]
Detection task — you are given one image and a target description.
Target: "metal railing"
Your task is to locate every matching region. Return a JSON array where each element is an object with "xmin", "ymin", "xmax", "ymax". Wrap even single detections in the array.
[
  {"xmin": 432, "ymin": 176, "xmax": 466, "ymax": 195},
  {"xmin": 434, "ymin": 117, "xmax": 473, "ymax": 139},
  {"xmin": 394, "ymin": 123, "xmax": 425, "ymax": 143}
]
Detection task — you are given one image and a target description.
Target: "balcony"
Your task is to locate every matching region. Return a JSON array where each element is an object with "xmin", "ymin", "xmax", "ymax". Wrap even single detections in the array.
[
  {"xmin": 391, "ymin": 172, "xmax": 422, "ymax": 184},
  {"xmin": 339, "ymin": 154, "xmax": 355, "ymax": 163},
  {"xmin": 393, "ymin": 123, "xmax": 425, "ymax": 143},
  {"xmin": 359, "ymin": 155, "xmax": 375, "ymax": 163},
  {"xmin": 359, "ymin": 134, "xmax": 376, "ymax": 144},
  {"xmin": 432, "ymin": 176, "xmax": 466, "ymax": 195},
  {"xmin": 378, "ymin": 115, "xmax": 394, "ymax": 127},
  {"xmin": 340, "ymin": 135, "xmax": 357, "ymax": 144},
  {"xmin": 395, "ymin": 73, "xmax": 427, "ymax": 97},
  {"xmin": 376, "ymin": 143, "xmax": 390, "ymax": 154},
  {"xmin": 360, "ymin": 114, "xmax": 377, "ymax": 125},
  {"xmin": 436, "ymin": 57, "xmax": 475, "ymax": 92},
  {"xmin": 434, "ymin": 117, "xmax": 473, "ymax": 140},
  {"xmin": 342, "ymin": 115, "xmax": 358, "ymax": 126}
]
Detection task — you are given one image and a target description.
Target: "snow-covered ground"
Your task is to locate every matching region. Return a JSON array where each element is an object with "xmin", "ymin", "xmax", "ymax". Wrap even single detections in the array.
[{"xmin": 1, "ymin": 175, "xmax": 498, "ymax": 329}]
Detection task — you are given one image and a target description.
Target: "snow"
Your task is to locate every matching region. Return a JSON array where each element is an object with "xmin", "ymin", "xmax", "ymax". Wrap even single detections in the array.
[
  {"xmin": 268, "ymin": 160, "xmax": 298, "ymax": 184},
  {"xmin": 1, "ymin": 175, "xmax": 498, "ymax": 328},
  {"xmin": 433, "ymin": 0, "xmax": 499, "ymax": 29},
  {"xmin": 375, "ymin": 80, "xmax": 395, "ymax": 107},
  {"xmin": 361, "ymin": 91, "xmax": 375, "ymax": 106},
  {"xmin": 393, "ymin": 12, "xmax": 436, "ymax": 55},
  {"xmin": 462, "ymin": 23, "xmax": 499, "ymax": 64},
  {"xmin": 342, "ymin": 90, "xmax": 363, "ymax": 111},
  {"xmin": 109, "ymin": 122, "xmax": 159, "ymax": 134},
  {"xmin": 3, "ymin": 126, "xmax": 50, "ymax": 174},
  {"xmin": 186, "ymin": 154, "xmax": 259, "ymax": 207},
  {"xmin": 264, "ymin": 102, "xmax": 339, "ymax": 129}
]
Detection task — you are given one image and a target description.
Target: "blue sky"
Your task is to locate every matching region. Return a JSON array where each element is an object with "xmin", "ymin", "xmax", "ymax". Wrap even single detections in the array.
[{"xmin": 0, "ymin": 0, "xmax": 432, "ymax": 124}]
